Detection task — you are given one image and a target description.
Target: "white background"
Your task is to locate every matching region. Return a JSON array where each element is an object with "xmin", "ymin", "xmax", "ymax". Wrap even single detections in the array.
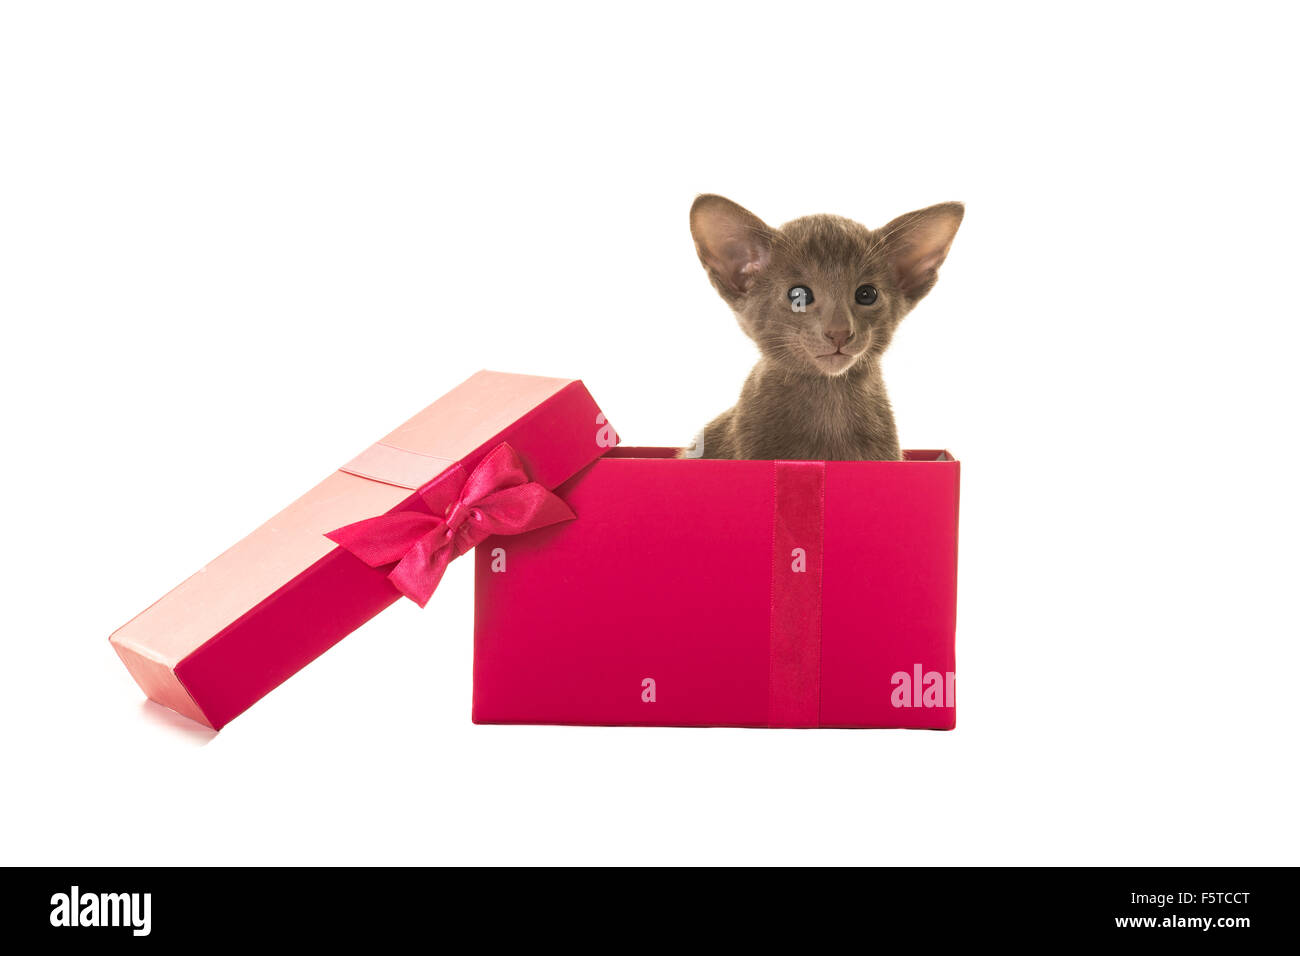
[{"xmin": 2, "ymin": 1, "xmax": 1297, "ymax": 865}]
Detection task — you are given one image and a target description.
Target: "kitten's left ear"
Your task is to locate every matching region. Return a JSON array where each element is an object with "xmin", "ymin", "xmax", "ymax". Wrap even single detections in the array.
[{"xmin": 880, "ymin": 202, "xmax": 964, "ymax": 301}]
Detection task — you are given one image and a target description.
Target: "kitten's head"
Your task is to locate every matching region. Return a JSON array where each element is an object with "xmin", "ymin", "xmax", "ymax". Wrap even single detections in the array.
[{"xmin": 689, "ymin": 195, "xmax": 963, "ymax": 377}]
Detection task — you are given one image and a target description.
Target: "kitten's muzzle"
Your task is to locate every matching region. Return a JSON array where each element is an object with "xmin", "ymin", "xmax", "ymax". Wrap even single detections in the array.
[{"xmin": 823, "ymin": 328, "xmax": 854, "ymax": 350}]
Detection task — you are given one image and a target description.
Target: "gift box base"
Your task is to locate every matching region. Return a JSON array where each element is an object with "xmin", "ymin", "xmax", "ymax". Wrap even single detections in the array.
[{"xmin": 473, "ymin": 447, "xmax": 959, "ymax": 730}]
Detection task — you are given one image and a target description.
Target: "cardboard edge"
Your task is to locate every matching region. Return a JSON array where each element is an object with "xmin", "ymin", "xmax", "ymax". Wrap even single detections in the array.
[{"xmin": 109, "ymin": 634, "xmax": 214, "ymax": 729}]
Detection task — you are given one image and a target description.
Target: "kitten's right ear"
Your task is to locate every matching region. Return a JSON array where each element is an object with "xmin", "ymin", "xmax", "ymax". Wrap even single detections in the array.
[{"xmin": 689, "ymin": 195, "xmax": 773, "ymax": 300}]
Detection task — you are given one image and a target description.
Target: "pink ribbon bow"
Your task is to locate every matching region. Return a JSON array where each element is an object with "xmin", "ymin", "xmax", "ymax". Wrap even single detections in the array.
[{"xmin": 326, "ymin": 442, "xmax": 575, "ymax": 607}]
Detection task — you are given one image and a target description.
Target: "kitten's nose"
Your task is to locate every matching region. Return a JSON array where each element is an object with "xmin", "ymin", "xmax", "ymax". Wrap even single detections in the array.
[{"xmin": 824, "ymin": 328, "xmax": 854, "ymax": 350}]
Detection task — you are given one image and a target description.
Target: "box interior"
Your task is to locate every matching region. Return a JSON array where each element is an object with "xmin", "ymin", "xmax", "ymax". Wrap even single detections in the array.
[{"xmin": 604, "ymin": 446, "xmax": 953, "ymax": 462}]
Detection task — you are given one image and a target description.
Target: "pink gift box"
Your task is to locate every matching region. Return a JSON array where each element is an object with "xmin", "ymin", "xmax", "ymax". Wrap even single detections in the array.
[
  {"xmin": 110, "ymin": 370, "xmax": 612, "ymax": 729},
  {"xmin": 472, "ymin": 447, "xmax": 959, "ymax": 729}
]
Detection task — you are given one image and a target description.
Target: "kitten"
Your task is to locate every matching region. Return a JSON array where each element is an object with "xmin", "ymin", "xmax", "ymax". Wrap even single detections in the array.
[{"xmin": 684, "ymin": 195, "xmax": 963, "ymax": 461}]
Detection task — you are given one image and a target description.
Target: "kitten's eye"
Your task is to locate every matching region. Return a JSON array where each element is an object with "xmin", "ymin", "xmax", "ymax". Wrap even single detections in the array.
[
  {"xmin": 788, "ymin": 285, "xmax": 814, "ymax": 309},
  {"xmin": 855, "ymin": 285, "xmax": 879, "ymax": 305}
]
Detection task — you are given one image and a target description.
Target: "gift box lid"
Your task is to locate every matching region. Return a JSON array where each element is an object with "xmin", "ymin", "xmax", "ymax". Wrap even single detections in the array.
[{"xmin": 110, "ymin": 369, "xmax": 616, "ymax": 729}]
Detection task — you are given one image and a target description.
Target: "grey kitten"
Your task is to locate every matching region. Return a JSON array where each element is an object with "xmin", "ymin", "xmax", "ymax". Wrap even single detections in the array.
[{"xmin": 685, "ymin": 195, "xmax": 963, "ymax": 461}]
